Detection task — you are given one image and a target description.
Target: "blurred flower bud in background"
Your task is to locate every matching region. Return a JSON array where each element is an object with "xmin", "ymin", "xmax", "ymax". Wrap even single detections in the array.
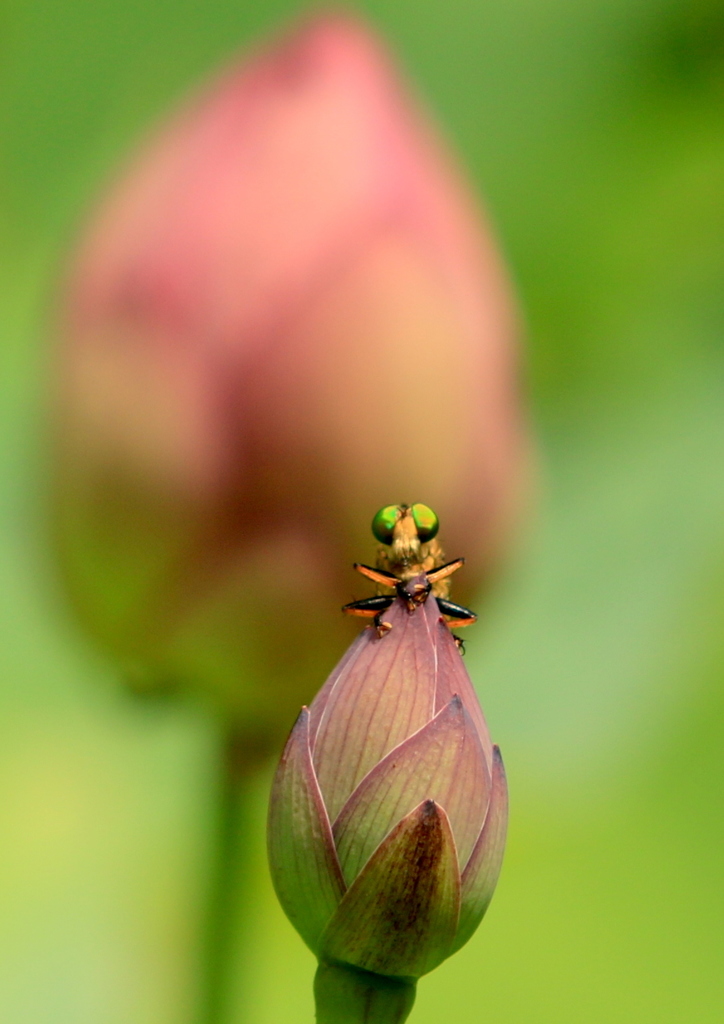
[
  {"xmin": 268, "ymin": 578, "xmax": 507, "ymax": 1019},
  {"xmin": 51, "ymin": 13, "xmax": 524, "ymax": 750}
]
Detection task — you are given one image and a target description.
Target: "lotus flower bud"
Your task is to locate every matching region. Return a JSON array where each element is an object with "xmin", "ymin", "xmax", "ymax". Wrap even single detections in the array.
[
  {"xmin": 52, "ymin": 14, "xmax": 523, "ymax": 745},
  {"xmin": 268, "ymin": 576, "xmax": 507, "ymax": 1018}
]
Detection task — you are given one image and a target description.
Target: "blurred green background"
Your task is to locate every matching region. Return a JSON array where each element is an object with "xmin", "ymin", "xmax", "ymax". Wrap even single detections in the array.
[{"xmin": 2, "ymin": 0, "xmax": 724, "ymax": 1021}]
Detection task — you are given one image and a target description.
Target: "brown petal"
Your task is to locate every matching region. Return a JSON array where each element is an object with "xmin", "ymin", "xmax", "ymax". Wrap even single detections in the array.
[
  {"xmin": 320, "ymin": 800, "xmax": 461, "ymax": 979},
  {"xmin": 333, "ymin": 695, "xmax": 490, "ymax": 884}
]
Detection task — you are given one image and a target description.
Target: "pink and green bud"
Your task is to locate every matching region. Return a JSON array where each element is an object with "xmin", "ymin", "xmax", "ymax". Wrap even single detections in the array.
[
  {"xmin": 268, "ymin": 576, "xmax": 507, "ymax": 1018},
  {"xmin": 51, "ymin": 14, "xmax": 523, "ymax": 746}
]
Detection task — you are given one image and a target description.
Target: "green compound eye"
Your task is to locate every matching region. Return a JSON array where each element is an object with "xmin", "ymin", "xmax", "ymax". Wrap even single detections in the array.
[
  {"xmin": 411, "ymin": 503, "xmax": 439, "ymax": 542},
  {"xmin": 371, "ymin": 505, "xmax": 400, "ymax": 545}
]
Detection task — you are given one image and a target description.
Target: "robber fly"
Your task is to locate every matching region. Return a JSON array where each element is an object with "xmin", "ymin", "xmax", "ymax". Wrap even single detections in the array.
[{"xmin": 342, "ymin": 503, "xmax": 477, "ymax": 640}]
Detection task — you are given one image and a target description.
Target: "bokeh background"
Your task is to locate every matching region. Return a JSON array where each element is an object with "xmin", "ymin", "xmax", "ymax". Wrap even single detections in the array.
[{"xmin": 2, "ymin": 0, "xmax": 724, "ymax": 1022}]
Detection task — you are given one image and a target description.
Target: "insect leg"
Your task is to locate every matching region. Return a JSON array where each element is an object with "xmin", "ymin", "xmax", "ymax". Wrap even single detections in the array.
[
  {"xmin": 375, "ymin": 617, "xmax": 393, "ymax": 638},
  {"xmin": 353, "ymin": 563, "xmax": 397, "ymax": 587},
  {"xmin": 452, "ymin": 635, "xmax": 466, "ymax": 655},
  {"xmin": 427, "ymin": 558, "xmax": 465, "ymax": 585},
  {"xmin": 342, "ymin": 595, "xmax": 394, "ymax": 617},
  {"xmin": 436, "ymin": 597, "xmax": 477, "ymax": 627}
]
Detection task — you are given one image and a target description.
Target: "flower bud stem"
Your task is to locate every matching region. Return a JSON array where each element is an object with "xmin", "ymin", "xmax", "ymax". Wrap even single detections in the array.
[
  {"xmin": 314, "ymin": 962, "xmax": 416, "ymax": 1024},
  {"xmin": 196, "ymin": 725, "xmax": 266, "ymax": 1024}
]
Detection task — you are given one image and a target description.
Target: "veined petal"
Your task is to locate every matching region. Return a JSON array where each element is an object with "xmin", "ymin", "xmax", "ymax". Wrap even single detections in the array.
[
  {"xmin": 451, "ymin": 744, "xmax": 508, "ymax": 955},
  {"xmin": 333, "ymin": 695, "xmax": 489, "ymax": 884},
  {"xmin": 433, "ymin": 614, "xmax": 493, "ymax": 765},
  {"xmin": 320, "ymin": 800, "xmax": 461, "ymax": 979},
  {"xmin": 312, "ymin": 596, "xmax": 439, "ymax": 820},
  {"xmin": 308, "ymin": 625, "xmax": 373, "ymax": 746},
  {"xmin": 267, "ymin": 708, "xmax": 346, "ymax": 953}
]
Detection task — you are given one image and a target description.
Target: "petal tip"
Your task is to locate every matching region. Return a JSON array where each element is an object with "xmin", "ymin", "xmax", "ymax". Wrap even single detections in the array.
[{"xmin": 421, "ymin": 797, "xmax": 438, "ymax": 818}]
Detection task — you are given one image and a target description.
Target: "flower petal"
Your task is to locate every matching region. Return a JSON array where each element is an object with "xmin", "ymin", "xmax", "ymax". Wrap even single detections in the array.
[
  {"xmin": 333, "ymin": 695, "xmax": 489, "ymax": 884},
  {"xmin": 451, "ymin": 744, "xmax": 508, "ymax": 954},
  {"xmin": 312, "ymin": 595, "xmax": 439, "ymax": 820},
  {"xmin": 267, "ymin": 707, "xmax": 346, "ymax": 953},
  {"xmin": 320, "ymin": 799, "xmax": 461, "ymax": 979},
  {"xmin": 433, "ymin": 615, "xmax": 493, "ymax": 765},
  {"xmin": 307, "ymin": 625, "xmax": 375, "ymax": 746}
]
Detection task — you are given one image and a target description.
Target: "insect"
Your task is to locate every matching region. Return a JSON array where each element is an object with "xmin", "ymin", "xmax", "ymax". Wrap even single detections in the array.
[{"xmin": 342, "ymin": 503, "xmax": 477, "ymax": 639}]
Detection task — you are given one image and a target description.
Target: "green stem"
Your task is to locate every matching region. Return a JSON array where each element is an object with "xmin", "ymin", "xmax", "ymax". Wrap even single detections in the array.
[
  {"xmin": 195, "ymin": 725, "xmax": 262, "ymax": 1024},
  {"xmin": 314, "ymin": 962, "xmax": 416, "ymax": 1024}
]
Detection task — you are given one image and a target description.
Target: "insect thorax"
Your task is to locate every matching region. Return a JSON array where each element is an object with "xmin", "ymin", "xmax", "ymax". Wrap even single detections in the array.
[{"xmin": 375, "ymin": 537, "xmax": 452, "ymax": 599}]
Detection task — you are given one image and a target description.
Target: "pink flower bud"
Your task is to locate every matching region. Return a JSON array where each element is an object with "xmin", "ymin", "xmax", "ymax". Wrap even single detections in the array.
[
  {"xmin": 268, "ymin": 577, "xmax": 507, "ymax": 1007},
  {"xmin": 52, "ymin": 14, "xmax": 523, "ymax": 742}
]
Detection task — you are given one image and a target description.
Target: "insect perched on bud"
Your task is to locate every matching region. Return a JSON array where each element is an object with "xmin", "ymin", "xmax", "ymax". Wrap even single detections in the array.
[
  {"xmin": 343, "ymin": 502, "xmax": 479, "ymax": 639},
  {"xmin": 268, "ymin": 507, "xmax": 507, "ymax": 1024}
]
